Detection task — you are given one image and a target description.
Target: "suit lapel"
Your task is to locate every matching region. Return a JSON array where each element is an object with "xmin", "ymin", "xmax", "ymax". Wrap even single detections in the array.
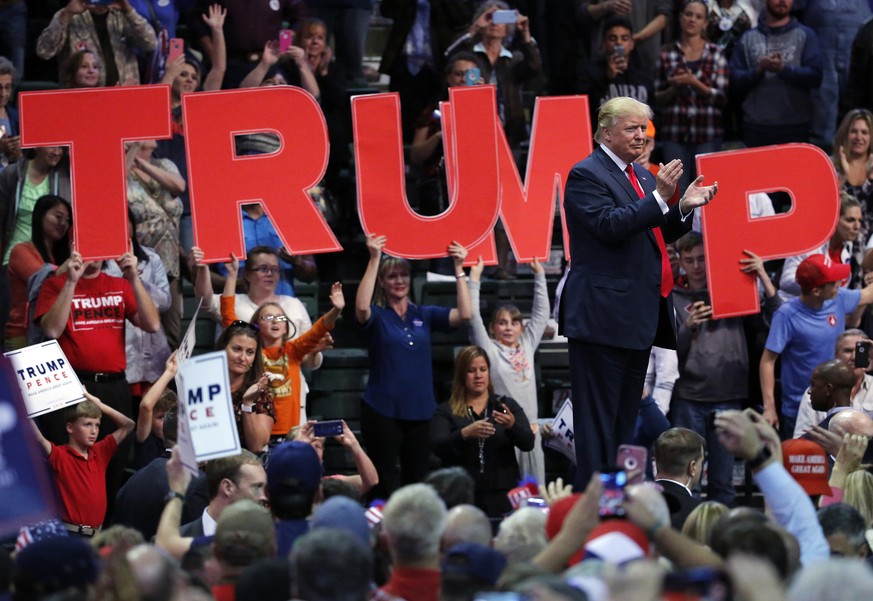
[{"xmin": 594, "ymin": 147, "xmax": 639, "ymax": 205}]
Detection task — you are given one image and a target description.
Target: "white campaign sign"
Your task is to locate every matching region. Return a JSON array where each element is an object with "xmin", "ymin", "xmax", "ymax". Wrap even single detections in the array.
[
  {"xmin": 3, "ymin": 341, "xmax": 85, "ymax": 417},
  {"xmin": 176, "ymin": 298, "xmax": 202, "ymax": 365},
  {"xmin": 175, "ymin": 351, "xmax": 240, "ymax": 473},
  {"xmin": 544, "ymin": 398, "xmax": 576, "ymax": 465}
]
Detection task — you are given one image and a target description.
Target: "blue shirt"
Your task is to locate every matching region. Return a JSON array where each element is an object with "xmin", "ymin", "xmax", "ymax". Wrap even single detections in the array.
[
  {"xmin": 765, "ymin": 288, "xmax": 861, "ymax": 417},
  {"xmin": 363, "ymin": 303, "xmax": 453, "ymax": 420},
  {"xmin": 216, "ymin": 210, "xmax": 296, "ymax": 297}
]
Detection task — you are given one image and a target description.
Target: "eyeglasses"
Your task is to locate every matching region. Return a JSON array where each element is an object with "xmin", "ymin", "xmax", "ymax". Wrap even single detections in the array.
[
  {"xmin": 228, "ymin": 319, "xmax": 259, "ymax": 332},
  {"xmin": 259, "ymin": 314, "xmax": 289, "ymax": 322},
  {"xmin": 250, "ymin": 265, "xmax": 280, "ymax": 275}
]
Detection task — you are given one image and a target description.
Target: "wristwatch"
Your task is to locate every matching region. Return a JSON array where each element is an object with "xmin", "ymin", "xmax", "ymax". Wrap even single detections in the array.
[
  {"xmin": 747, "ymin": 446, "xmax": 772, "ymax": 470},
  {"xmin": 241, "ymin": 403, "xmax": 253, "ymax": 413},
  {"xmin": 164, "ymin": 491, "xmax": 185, "ymax": 504}
]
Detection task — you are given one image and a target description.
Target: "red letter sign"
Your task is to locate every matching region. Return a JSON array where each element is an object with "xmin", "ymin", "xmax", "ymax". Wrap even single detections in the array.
[
  {"xmin": 183, "ymin": 88, "xmax": 340, "ymax": 263},
  {"xmin": 352, "ymin": 86, "xmax": 500, "ymax": 259},
  {"xmin": 698, "ymin": 144, "xmax": 840, "ymax": 318},
  {"xmin": 450, "ymin": 96, "xmax": 592, "ymax": 263},
  {"xmin": 19, "ymin": 86, "xmax": 171, "ymax": 260}
]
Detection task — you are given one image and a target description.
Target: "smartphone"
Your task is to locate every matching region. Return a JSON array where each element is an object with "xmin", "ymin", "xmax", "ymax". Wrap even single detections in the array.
[
  {"xmin": 598, "ymin": 470, "xmax": 627, "ymax": 518},
  {"xmin": 167, "ymin": 38, "xmax": 184, "ymax": 64},
  {"xmin": 522, "ymin": 496, "xmax": 548, "ymax": 511},
  {"xmin": 88, "ymin": 0, "xmax": 116, "ymax": 6},
  {"xmin": 465, "ymin": 67, "xmax": 480, "ymax": 86},
  {"xmin": 614, "ymin": 44, "xmax": 625, "ymax": 57},
  {"xmin": 432, "ymin": 109, "xmax": 442, "ymax": 121},
  {"xmin": 616, "ymin": 444, "xmax": 647, "ymax": 484},
  {"xmin": 312, "ymin": 420, "xmax": 344, "ymax": 437},
  {"xmin": 856, "ymin": 340, "xmax": 871, "ymax": 369},
  {"xmin": 491, "ymin": 9, "xmax": 517, "ymax": 24},
  {"xmin": 279, "ymin": 29, "xmax": 295, "ymax": 53}
]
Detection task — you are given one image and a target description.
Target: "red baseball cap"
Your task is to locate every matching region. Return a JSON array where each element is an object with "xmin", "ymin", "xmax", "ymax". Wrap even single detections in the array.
[
  {"xmin": 795, "ymin": 254, "xmax": 850, "ymax": 292},
  {"xmin": 781, "ymin": 439, "xmax": 831, "ymax": 496}
]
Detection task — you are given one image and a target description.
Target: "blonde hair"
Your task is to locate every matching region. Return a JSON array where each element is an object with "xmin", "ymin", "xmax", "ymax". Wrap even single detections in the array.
[
  {"xmin": 843, "ymin": 470, "xmax": 873, "ymax": 527},
  {"xmin": 594, "ymin": 97, "xmax": 653, "ymax": 144},
  {"xmin": 372, "ymin": 256, "xmax": 412, "ymax": 307},
  {"xmin": 681, "ymin": 501, "xmax": 729, "ymax": 546},
  {"xmin": 65, "ymin": 400, "xmax": 101, "ymax": 424}
]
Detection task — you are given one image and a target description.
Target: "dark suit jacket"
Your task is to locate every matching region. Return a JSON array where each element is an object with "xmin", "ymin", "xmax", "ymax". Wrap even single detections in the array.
[
  {"xmin": 180, "ymin": 516, "xmax": 206, "ymax": 538},
  {"xmin": 113, "ymin": 455, "xmax": 209, "ymax": 540},
  {"xmin": 656, "ymin": 478, "xmax": 700, "ymax": 530},
  {"xmin": 560, "ymin": 146, "xmax": 692, "ymax": 350}
]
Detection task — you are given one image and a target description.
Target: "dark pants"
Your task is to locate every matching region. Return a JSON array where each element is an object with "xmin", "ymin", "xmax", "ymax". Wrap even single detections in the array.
[
  {"xmin": 569, "ymin": 339, "xmax": 649, "ymax": 490},
  {"xmin": 361, "ymin": 401, "xmax": 432, "ymax": 500},
  {"xmin": 671, "ymin": 398, "xmax": 742, "ymax": 506}
]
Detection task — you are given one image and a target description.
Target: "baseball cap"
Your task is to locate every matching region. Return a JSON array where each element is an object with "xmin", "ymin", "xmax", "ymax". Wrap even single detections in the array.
[
  {"xmin": 311, "ymin": 496, "xmax": 371, "ymax": 547},
  {"xmin": 795, "ymin": 254, "xmax": 850, "ymax": 292},
  {"xmin": 266, "ymin": 441, "xmax": 323, "ymax": 499},
  {"xmin": 442, "ymin": 542, "xmax": 507, "ymax": 586},
  {"xmin": 14, "ymin": 537, "xmax": 99, "ymax": 596},
  {"xmin": 214, "ymin": 499, "xmax": 276, "ymax": 566},
  {"xmin": 781, "ymin": 439, "xmax": 831, "ymax": 496},
  {"xmin": 583, "ymin": 520, "xmax": 649, "ymax": 565}
]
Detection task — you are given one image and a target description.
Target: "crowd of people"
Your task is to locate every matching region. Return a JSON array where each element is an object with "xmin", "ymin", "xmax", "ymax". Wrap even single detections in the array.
[{"xmin": 3, "ymin": 0, "xmax": 873, "ymax": 599}]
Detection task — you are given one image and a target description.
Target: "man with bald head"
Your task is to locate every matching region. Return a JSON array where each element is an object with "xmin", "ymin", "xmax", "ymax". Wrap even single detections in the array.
[
  {"xmin": 805, "ymin": 359, "xmax": 856, "ymax": 432},
  {"xmin": 793, "ymin": 329, "xmax": 873, "ymax": 437},
  {"xmin": 441, "ymin": 504, "xmax": 493, "ymax": 555}
]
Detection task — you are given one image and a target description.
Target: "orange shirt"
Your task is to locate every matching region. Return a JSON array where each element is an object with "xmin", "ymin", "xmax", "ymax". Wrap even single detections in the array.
[{"xmin": 220, "ymin": 296, "xmax": 332, "ymax": 435}]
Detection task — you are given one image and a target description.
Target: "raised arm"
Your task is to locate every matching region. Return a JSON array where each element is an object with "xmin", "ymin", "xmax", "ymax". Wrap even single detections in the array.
[
  {"xmin": 39, "ymin": 252, "xmax": 84, "ymax": 340},
  {"xmin": 202, "ymin": 4, "xmax": 227, "ymax": 91},
  {"xmin": 239, "ymin": 41, "xmax": 280, "ymax": 88},
  {"xmin": 156, "ymin": 447, "xmax": 194, "ymax": 560},
  {"xmin": 119, "ymin": 252, "xmax": 161, "ymax": 333},
  {"xmin": 134, "ymin": 156, "xmax": 186, "ymax": 197},
  {"xmin": 523, "ymin": 259, "xmax": 550, "ymax": 347},
  {"xmin": 191, "ymin": 246, "xmax": 216, "ymax": 309},
  {"xmin": 288, "ymin": 46, "xmax": 320, "ymax": 99},
  {"xmin": 448, "ymin": 241, "xmax": 472, "ymax": 327},
  {"xmin": 335, "ymin": 420, "xmax": 378, "ymax": 493},
  {"xmin": 137, "ymin": 352, "xmax": 178, "ymax": 443},
  {"xmin": 36, "ymin": 0, "xmax": 84, "ymax": 60},
  {"xmin": 322, "ymin": 281, "xmax": 345, "ymax": 326},
  {"xmin": 240, "ymin": 376, "xmax": 274, "ymax": 452},
  {"xmin": 355, "ymin": 234, "xmax": 384, "ymax": 324},
  {"xmin": 30, "ymin": 420, "xmax": 52, "ymax": 456},
  {"xmin": 86, "ymin": 389, "xmax": 135, "ymax": 444},
  {"xmin": 466, "ymin": 257, "xmax": 491, "ymax": 347}
]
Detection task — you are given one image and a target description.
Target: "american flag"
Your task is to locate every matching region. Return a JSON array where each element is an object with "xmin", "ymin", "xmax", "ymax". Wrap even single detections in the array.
[{"xmin": 15, "ymin": 519, "xmax": 67, "ymax": 552}]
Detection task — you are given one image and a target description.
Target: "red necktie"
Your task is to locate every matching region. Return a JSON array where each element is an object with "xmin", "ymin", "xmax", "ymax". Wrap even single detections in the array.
[{"xmin": 626, "ymin": 164, "xmax": 672, "ymax": 298}]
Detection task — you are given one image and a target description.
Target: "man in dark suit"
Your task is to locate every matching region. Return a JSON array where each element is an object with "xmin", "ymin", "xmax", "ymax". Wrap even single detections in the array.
[
  {"xmin": 561, "ymin": 96, "xmax": 717, "ymax": 487},
  {"xmin": 654, "ymin": 427, "xmax": 704, "ymax": 529}
]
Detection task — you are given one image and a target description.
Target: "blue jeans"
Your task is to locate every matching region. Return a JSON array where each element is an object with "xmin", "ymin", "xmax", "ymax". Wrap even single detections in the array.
[
  {"xmin": 309, "ymin": 5, "xmax": 372, "ymax": 84},
  {"xmin": 659, "ymin": 139, "xmax": 722, "ymax": 194},
  {"xmin": 671, "ymin": 398, "xmax": 741, "ymax": 506}
]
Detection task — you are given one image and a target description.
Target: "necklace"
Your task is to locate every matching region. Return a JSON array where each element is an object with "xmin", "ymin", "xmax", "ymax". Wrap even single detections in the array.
[{"xmin": 467, "ymin": 404, "xmax": 490, "ymax": 473}]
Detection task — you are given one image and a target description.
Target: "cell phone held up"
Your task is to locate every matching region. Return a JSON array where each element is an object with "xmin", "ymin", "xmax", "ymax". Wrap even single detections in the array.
[
  {"xmin": 613, "ymin": 44, "xmax": 625, "ymax": 58},
  {"xmin": 312, "ymin": 420, "xmax": 344, "ymax": 438},
  {"xmin": 855, "ymin": 340, "xmax": 871, "ymax": 369},
  {"xmin": 465, "ymin": 67, "xmax": 480, "ymax": 86},
  {"xmin": 167, "ymin": 38, "xmax": 184, "ymax": 64},
  {"xmin": 598, "ymin": 470, "xmax": 627, "ymax": 518},
  {"xmin": 279, "ymin": 29, "xmax": 295, "ymax": 54},
  {"xmin": 491, "ymin": 9, "xmax": 517, "ymax": 25}
]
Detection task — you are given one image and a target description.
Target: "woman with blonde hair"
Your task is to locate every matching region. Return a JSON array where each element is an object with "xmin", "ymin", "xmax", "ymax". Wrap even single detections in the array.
[
  {"xmin": 681, "ymin": 500, "xmax": 729, "ymax": 546},
  {"xmin": 355, "ymin": 234, "xmax": 472, "ymax": 499}
]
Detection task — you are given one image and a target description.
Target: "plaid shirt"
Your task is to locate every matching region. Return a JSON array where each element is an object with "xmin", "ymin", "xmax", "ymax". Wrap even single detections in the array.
[
  {"xmin": 655, "ymin": 42, "xmax": 729, "ymax": 144},
  {"xmin": 36, "ymin": 7, "xmax": 156, "ymax": 86}
]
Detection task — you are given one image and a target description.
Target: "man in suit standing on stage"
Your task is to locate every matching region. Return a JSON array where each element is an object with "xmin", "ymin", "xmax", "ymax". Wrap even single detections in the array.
[{"xmin": 560, "ymin": 96, "xmax": 718, "ymax": 488}]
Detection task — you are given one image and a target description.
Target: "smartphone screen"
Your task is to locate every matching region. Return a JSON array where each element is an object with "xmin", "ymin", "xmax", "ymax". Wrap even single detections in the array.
[
  {"xmin": 598, "ymin": 470, "xmax": 627, "ymax": 517},
  {"xmin": 491, "ymin": 9, "xmax": 517, "ymax": 24}
]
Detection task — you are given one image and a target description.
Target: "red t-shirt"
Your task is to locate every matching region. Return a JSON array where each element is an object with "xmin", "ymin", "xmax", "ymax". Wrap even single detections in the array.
[
  {"xmin": 48, "ymin": 435, "xmax": 118, "ymax": 526},
  {"xmin": 35, "ymin": 272, "xmax": 138, "ymax": 373}
]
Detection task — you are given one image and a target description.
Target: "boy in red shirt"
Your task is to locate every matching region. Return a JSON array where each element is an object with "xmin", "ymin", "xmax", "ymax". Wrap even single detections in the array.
[{"xmin": 31, "ymin": 389, "xmax": 135, "ymax": 536}]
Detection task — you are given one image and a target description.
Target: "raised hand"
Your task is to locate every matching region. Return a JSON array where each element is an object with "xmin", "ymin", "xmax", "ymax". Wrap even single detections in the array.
[
  {"xmin": 448, "ymin": 240, "xmax": 469, "ymax": 269},
  {"xmin": 656, "ymin": 158, "xmax": 682, "ymax": 199},
  {"xmin": 202, "ymin": 3, "xmax": 226, "ymax": 30},
  {"xmin": 366, "ymin": 234, "xmax": 386, "ymax": 259},
  {"xmin": 329, "ymin": 281, "xmax": 345, "ymax": 311},
  {"xmin": 470, "ymin": 256, "xmax": 485, "ymax": 282}
]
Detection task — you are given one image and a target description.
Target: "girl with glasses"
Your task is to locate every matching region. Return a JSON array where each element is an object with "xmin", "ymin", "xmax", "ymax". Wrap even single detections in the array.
[{"xmin": 220, "ymin": 254, "xmax": 345, "ymax": 443}]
